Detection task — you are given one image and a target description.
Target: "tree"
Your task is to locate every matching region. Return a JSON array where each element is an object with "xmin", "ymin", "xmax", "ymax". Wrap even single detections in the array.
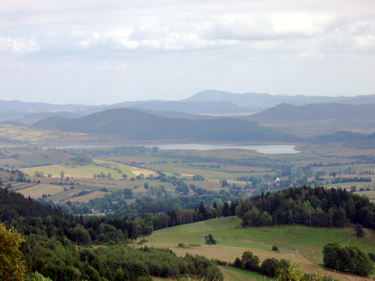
[
  {"xmin": 355, "ymin": 224, "xmax": 364, "ymax": 238},
  {"xmin": 207, "ymin": 234, "xmax": 217, "ymax": 245},
  {"xmin": 241, "ymin": 251, "xmax": 260, "ymax": 271},
  {"xmin": 222, "ymin": 202, "xmax": 231, "ymax": 217},
  {"xmin": 60, "ymin": 171, "xmax": 65, "ymax": 179},
  {"xmin": 124, "ymin": 188, "xmax": 133, "ymax": 199},
  {"xmin": 0, "ymin": 223, "xmax": 25, "ymax": 281},
  {"xmin": 198, "ymin": 201, "xmax": 208, "ymax": 221}
]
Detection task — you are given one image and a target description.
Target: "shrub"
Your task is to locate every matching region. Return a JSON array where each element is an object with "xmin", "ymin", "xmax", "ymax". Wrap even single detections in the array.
[
  {"xmin": 323, "ymin": 243, "xmax": 374, "ymax": 276},
  {"xmin": 272, "ymin": 246, "xmax": 279, "ymax": 251},
  {"xmin": 207, "ymin": 234, "xmax": 217, "ymax": 245},
  {"xmin": 368, "ymin": 252, "xmax": 375, "ymax": 262},
  {"xmin": 260, "ymin": 258, "xmax": 280, "ymax": 277},
  {"xmin": 233, "ymin": 257, "xmax": 242, "ymax": 268}
]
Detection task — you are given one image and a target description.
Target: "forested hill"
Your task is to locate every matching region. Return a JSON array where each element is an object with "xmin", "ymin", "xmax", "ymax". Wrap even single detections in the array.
[
  {"xmin": 33, "ymin": 108, "xmax": 298, "ymax": 142},
  {"xmin": 247, "ymin": 103, "xmax": 375, "ymax": 123},
  {"xmin": 0, "ymin": 181, "xmax": 223, "ymax": 280},
  {"xmin": 310, "ymin": 131, "xmax": 375, "ymax": 148},
  {"xmin": 237, "ymin": 186, "xmax": 375, "ymax": 229}
]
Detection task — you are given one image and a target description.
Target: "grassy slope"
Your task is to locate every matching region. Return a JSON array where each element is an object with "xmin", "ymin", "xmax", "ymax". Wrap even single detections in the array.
[{"xmin": 148, "ymin": 217, "xmax": 375, "ymax": 264}]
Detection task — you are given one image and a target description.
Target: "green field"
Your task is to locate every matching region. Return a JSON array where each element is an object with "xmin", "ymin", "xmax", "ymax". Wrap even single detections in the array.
[{"xmin": 148, "ymin": 217, "xmax": 375, "ymax": 264}]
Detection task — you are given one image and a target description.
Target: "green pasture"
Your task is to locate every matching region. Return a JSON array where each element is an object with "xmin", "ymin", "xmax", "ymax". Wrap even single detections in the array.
[{"xmin": 148, "ymin": 217, "xmax": 375, "ymax": 264}]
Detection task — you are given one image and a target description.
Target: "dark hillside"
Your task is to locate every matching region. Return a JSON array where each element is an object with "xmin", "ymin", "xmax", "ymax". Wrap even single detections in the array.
[
  {"xmin": 33, "ymin": 108, "xmax": 299, "ymax": 142},
  {"xmin": 247, "ymin": 103, "xmax": 375, "ymax": 123},
  {"xmin": 310, "ymin": 131, "xmax": 375, "ymax": 148}
]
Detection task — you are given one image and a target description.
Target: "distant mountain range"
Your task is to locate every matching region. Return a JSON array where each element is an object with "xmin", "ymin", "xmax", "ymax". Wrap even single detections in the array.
[
  {"xmin": 32, "ymin": 108, "xmax": 298, "ymax": 142},
  {"xmin": 246, "ymin": 103, "xmax": 375, "ymax": 123},
  {"xmin": 2, "ymin": 90, "xmax": 375, "ymax": 123},
  {"xmin": 184, "ymin": 90, "xmax": 375, "ymax": 106}
]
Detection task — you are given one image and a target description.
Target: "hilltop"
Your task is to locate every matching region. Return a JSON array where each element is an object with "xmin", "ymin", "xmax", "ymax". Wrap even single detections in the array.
[
  {"xmin": 33, "ymin": 108, "xmax": 298, "ymax": 142},
  {"xmin": 247, "ymin": 103, "xmax": 375, "ymax": 123}
]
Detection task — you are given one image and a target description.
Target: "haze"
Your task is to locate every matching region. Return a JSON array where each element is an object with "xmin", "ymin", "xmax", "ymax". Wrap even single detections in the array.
[{"xmin": 0, "ymin": 0, "xmax": 374, "ymax": 105}]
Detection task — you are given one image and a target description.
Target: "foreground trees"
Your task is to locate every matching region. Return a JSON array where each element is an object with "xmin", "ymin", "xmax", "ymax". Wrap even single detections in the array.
[{"xmin": 0, "ymin": 223, "xmax": 25, "ymax": 281}]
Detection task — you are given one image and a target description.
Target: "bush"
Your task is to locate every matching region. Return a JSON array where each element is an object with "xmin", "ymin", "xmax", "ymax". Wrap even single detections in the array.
[
  {"xmin": 368, "ymin": 252, "xmax": 375, "ymax": 262},
  {"xmin": 233, "ymin": 257, "xmax": 242, "ymax": 268},
  {"xmin": 272, "ymin": 246, "xmax": 279, "ymax": 251},
  {"xmin": 260, "ymin": 258, "xmax": 280, "ymax": 277},
  {"xmin": 323, "ymin": 243, "xmax": 374, "ymax": 276},
  {"xmin": 207, "ymin": 234, "xmax": 217, "ymax": 245}
]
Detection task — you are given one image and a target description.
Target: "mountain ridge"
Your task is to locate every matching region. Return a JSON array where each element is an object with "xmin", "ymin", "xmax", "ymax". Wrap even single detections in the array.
[{"xmin": 33, "ymin": 108, "xmax": 298, "ymax": 142}]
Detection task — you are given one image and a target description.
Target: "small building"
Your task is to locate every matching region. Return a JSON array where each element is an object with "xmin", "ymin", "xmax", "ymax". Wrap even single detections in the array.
[{"xmin": 187, "ymin": 189, "xmax": 196, "ymax": 196}]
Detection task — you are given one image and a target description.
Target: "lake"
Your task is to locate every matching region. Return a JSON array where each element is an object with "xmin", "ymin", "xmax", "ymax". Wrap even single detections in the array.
[
  {"xmin": 51, "ymin": 143, "xmax": 299, "ymax": 154},
  {"xmin": 146, "ymin": 143, "xmax": 298, "ymax": 154}
]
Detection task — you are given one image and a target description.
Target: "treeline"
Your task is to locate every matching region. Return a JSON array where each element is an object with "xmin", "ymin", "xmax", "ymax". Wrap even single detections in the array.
[
  {"xmin": 331, "ymin": 177, "xmax": 371, "ymax": 184},
  {"xmin": 140, "ymin": 201, "xmax": 237, "ymax": 231},
  {"xmin": 236, "ymin": 186, "xmax": 375, "ymax": 229}
]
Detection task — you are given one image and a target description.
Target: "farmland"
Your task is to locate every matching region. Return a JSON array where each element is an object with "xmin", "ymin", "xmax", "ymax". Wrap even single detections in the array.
[{"xmin": 145, "ymin": 216, "xmax": 375, "ymax": 281}]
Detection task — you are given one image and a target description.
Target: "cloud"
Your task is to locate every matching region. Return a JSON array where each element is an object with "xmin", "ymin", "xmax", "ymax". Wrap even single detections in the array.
[
  {"xmin": 91, "ymin": 61, "xmax": 128, "ymax": 71},
  {"xmin": 0, "ymin": 0, "xmax": 375, "ymax": 103},
  {"xmin": 0, "ymin": 37, "xmax": 40, "ymax": 54},
  {"xmin": 0, "ymin": 0, "xmax": 373, "ymax": 59}
]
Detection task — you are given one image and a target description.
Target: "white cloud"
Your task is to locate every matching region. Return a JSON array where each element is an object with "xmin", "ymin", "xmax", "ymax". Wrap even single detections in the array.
[
  {"xmin": 0, "ymin": 0, "xmax": 375, "ymax": 103},
  {"xmin": 0, "ymin": 37, "xmax": 40, "ymax": 54},
  {"xmin": 91, "ymin": 61, "xmax": 128, "ymax": 71}
]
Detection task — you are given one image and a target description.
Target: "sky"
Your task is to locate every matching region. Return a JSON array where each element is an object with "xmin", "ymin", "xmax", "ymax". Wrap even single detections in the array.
[{"xmin": 0, "ymin": 0, "xmax": 374, "ymax": 105}]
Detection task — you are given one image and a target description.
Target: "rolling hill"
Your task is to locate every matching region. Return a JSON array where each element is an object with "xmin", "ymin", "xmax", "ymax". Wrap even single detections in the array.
[
  {"xmin": 33, "ymin": 108, "xmax": 298, "ymax": 142},
  {"xmin": 246, "ymin": 103, "xmax": 375, "ymax": 123}
]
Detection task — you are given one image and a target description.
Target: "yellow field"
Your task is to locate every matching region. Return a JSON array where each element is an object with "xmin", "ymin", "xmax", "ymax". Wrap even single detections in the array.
[
  {"xmin": 17, "ymin": 184, "xmax": 65, "ymax": 199},
  {"xmin": 20, "ymin": 159, "xmax": 157, "ymax": 180},
  {"xmin": 67, "ymin": 191, "xmax": 110, "ymax": 203}
]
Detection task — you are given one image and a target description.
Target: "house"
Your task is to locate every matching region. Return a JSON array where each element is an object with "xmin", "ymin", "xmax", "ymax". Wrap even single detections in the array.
[{"xmin": 187, "ymin": 189, "xmax": 196, "ymax": 196}]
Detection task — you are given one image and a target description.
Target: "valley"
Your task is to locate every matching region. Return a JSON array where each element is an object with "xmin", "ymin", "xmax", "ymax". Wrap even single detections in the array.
[{"xmin": 2, "ymin": 91, "xmax": 375, "ymax": 281}]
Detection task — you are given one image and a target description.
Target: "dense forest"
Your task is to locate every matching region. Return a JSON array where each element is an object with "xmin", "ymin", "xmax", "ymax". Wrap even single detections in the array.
[
  {"xmin": 0, "ymin": 187, "xmax": 223, "ymax": 280},
  {"xmin": 236, "ymin": 186, "xmax": 375, "ymax": 229}
]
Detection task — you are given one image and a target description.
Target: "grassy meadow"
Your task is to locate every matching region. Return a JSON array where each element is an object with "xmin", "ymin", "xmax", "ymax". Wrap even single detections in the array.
[{"xmin": 145, "ymin": 217, "xmax": 375, "ymax": 280}]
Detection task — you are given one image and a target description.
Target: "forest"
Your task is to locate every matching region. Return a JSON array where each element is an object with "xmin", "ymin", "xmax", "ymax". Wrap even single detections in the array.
[
  {"xmin": 236, "ymin": 186, "xmax": 375, "ymax": 229},
  {"xmin": 0, "ymin": 185, "xmax": 223, "ymax": 281}
]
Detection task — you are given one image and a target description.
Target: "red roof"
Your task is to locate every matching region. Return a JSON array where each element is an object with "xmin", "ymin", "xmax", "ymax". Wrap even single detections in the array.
[{"xmin": 187, "ymin": 190, "xmax": 196, "ymax": 196}]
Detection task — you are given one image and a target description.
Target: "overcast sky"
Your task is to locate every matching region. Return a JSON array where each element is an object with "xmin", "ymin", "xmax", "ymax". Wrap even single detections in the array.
[{"xmin": 0, "ymin": 0, "xmax": 374, "ymax": 105}]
